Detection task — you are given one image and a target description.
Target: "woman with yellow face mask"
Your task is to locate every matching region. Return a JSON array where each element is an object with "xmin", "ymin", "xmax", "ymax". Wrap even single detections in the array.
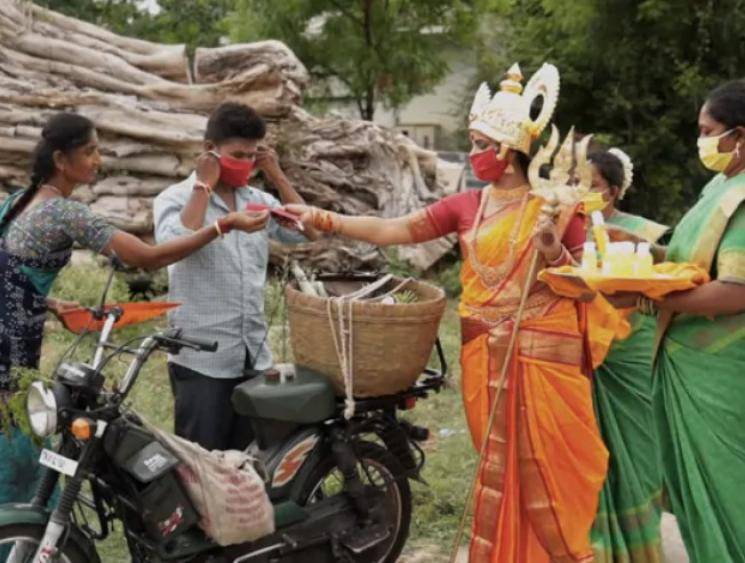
[
  {"xmin": 641, "ymin": 80, "xmax": 745, "ymax": 561},
  {"xmin": 587, "ymin": 149, "xmax": 668, "ymax": 562}
]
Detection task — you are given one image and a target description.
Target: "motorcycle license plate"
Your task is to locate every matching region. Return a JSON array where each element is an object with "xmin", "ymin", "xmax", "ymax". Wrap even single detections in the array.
[{"xmin": 39, "ymin": 449, "xmax": 79, "ymax": 477}]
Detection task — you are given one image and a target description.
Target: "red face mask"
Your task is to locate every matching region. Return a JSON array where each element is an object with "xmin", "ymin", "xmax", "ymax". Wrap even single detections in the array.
[
  {"xmin": 217, "ymin": 153, "xmax": 255, "ymax": 188},
  {"xmin": 470, "ymin": 147, "xmax": 509, "ymax": 182}
]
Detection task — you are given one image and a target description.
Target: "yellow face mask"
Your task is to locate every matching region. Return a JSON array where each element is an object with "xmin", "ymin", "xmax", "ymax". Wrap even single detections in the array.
[
  {"xmin": 697, "ymin": 129, "xmax": 736, "ymax": 172},
  {"xmin": 582, "ymin": 191, "xmax": 608, "ymax": 213}
]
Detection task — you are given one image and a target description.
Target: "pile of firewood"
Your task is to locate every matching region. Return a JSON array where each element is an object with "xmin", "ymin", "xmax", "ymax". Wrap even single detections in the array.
[{"xmin": 0, "ymin": 0, "xmax": 459, "ymax": 271}]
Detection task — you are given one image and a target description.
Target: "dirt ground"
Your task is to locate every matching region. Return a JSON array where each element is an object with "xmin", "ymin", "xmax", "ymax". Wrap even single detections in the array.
[{"xmin": 400, "ymin": 512, "xmax": 689, "ymax": 563}]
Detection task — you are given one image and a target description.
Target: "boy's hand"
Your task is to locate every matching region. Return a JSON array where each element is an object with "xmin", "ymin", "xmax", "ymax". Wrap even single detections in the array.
[
  {"xmin": 227, "ymin": 210, "xmax": 270, "ymax": 233},
  {"xmin": 195, "ymin": 152, "xmax": 220, "ymax": 189},
  {"xmin": 255, "ymin": 146, "xmax": 282, "ymax": 179}
]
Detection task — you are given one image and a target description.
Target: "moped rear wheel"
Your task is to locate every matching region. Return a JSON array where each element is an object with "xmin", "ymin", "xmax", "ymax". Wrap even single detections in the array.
[{"xmin": 295, "ymin": 441, "xmax": 412, "ymax": 563}]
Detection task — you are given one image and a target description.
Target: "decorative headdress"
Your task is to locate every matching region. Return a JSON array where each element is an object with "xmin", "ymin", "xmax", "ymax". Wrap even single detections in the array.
[
  {"xmin": 608, "ymin": 147, "xmax": 634, "ymax": 199},
  {"xmin": 469, "ymin": 62, "xmax": 560, "ymax": 154},
  {"xmin": 528, "ymin": 125, "xmax": 593, "ymax": 208}
]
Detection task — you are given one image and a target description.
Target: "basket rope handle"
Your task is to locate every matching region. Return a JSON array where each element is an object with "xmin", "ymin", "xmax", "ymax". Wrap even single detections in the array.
[{"xmin": 327, "ymin": 297, "xmax": 356, "ymax": 419}]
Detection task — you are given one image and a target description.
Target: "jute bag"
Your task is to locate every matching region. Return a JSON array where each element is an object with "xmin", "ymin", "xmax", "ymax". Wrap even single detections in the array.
[{"xmin": 146, "ymin": 423, "xmax": 274, "ymax": 546}]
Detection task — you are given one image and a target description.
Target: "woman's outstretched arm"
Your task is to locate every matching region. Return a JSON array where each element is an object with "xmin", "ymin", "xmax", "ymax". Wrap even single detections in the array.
[
  {"xmin": 287, "ymin": 205, "xmax": 442, "ymax": 246},
  {"xmin": 105, "ymin": 211, "xmax": 269, "ymax": 270}
]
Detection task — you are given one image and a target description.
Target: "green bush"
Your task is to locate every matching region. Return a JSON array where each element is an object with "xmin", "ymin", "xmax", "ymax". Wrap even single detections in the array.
[
  {"xmin": 50, "ymin": 261, "xmax": 131, "ymax": 306},
  {"xmin": 433, "ymin": 259, "xmax": 463, "ymax": 299},
  {"xmin": 383, "ymin": 248, "xmax": 421, "ymax": 279}
]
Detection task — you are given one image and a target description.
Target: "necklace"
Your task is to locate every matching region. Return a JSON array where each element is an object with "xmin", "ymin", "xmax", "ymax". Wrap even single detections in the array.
[
  {"xmin": 488, "ymin": 185, "xmax": 528, "ymax": 202},
  {"xmin": 466, "ymin": 185, "xmax": 530, "ymax": 288}
]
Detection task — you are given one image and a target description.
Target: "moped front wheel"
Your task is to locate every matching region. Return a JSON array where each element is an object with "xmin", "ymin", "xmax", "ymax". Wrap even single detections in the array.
[{"xmin": 0, "ymin": 523, "xmax": 95, "ymax": 563}]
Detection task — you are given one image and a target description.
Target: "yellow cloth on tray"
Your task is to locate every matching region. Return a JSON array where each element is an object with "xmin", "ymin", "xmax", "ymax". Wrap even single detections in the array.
[{"xmin": 539, "ymin": 262, "xmax": 710, "ymax": 300}]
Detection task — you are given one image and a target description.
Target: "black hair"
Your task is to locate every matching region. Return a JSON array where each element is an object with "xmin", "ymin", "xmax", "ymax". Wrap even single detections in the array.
[
  {"xmin": 706, "ymin": 80, "xmax": 745, "ymax": 129},
  {"xmin": 589, "ymin": 150, "xmax": 624, "ymax": 190},
  {"xmin": 0, "ymin": 113, "xmax": 94, "ymax": 232},
  {"xmin": 515, "ymin": 151, "xmax": 531, "ymax": 175},
  {"xmin": 204, "ymin": 102, "xmax": 266, "ymax": 144}
]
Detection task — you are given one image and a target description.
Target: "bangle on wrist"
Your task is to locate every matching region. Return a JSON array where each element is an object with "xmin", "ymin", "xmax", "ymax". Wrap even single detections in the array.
[
  {"xmin": 636, "ymin": 295, "xmax": 657, "ymax": 315},
  {"xmin": 217, "ymin": 216, "xmax": 232, "ymax": 234},
  {"xmin": 547, "ymin": 245, "xmax": 569, "ymax": 266},
  {"xmin": 194, "ymin": 180, "xmax": 212, "ymax": 196},
  {"xmin": 213, "ymin": 220, "xmax": 223, "ymax": 237},
  {"xmin": 311, "ymin": 208, "xmax": 342, "ymax": 234}
]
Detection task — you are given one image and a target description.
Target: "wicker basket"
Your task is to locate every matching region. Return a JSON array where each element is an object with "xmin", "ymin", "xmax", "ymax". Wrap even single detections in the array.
[{"xmin": 286, "ymin": 276, "xmax": 447, "ymax": 398}]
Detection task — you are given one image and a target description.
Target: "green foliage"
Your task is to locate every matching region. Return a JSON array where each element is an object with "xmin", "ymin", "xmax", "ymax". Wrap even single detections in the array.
[
  {"xmin": 477, "ymin": 0, "xmax": 745, "ymax": 224},
  {"xmin": 34, "ymin": 0, "xmax": 230, "ymax": 54},
  {"xmin": 384, "ymin": 248, "xmax": 463, "ymax": 298},
  {"xmin": 435, "ymin": 261, "xmax": 462, "ymax": 299},
  {"xmin": 227, "ymin": 0, "xmax": 478, "ymax": 120},
  {"xmin": 126, "ymin": 0, "xmax": 232, "ymax": 54},
  {"xmin": 34, "ymin": 0, "xmax": 141, "ymax": 30},
  {"xmin": 0, "ymin": 368, "xmax": 43, "ymax": 441},
  {"xmin": 49, "ymin": 261, "xmax": 130, "ymax": 307},
  {"xmin": 393, "ymin": 289, "xmax": 418, "ymax": 304},
  {"xmin": 383, "ymin": 247, "xmax": 421, "ymax": 278}
]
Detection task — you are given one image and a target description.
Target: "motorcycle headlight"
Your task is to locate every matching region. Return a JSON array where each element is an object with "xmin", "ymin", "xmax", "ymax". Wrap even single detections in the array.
[{"xmin": 26, "ymin": 381, "xmax": 58, "ymax": 437}]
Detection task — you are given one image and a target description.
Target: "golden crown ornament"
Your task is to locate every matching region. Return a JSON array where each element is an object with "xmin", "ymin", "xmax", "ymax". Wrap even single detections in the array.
[{"xmin": 469, "ymin": 62, "xmax": 560, "ymax": 154}]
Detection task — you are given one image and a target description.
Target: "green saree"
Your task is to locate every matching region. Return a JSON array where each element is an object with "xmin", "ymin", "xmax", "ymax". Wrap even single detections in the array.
[
  {"xmin": 591, "ymin": 212, "xmax": 667, "ymax": 563},
  {"xmin": 654, "ymin": 173, "xmax": 745, "ymax": 562}
]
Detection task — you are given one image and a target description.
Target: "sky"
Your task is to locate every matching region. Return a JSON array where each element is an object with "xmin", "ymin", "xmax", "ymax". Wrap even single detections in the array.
[{"xmin": 139, "ymin": 0, "xmax": 160, "ymax": 15}]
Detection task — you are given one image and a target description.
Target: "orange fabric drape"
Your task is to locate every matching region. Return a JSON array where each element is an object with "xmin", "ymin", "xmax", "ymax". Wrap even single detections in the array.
[{"xmin": 457, "ymin": 196, "xmax": 626, "ymax": 562}]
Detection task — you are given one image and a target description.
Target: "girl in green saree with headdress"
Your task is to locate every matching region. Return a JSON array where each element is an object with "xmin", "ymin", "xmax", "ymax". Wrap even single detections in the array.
[
  {"xmin": 641, "ymin": 80, "xmax": 745, "ymax": 561},
  {"xmin": 588, "ymin": 148, "xmax": 668, "ymax": 563}
]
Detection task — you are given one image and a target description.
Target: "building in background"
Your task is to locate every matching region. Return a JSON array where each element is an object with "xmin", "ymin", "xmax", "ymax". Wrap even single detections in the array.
[{"xmin": 311, "ymin": 45, "xmax": 476, "ymax": 152}]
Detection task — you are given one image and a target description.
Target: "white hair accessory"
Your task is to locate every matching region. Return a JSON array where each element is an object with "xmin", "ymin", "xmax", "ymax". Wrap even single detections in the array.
[{"xmin": 608, "ymin": 147, "xmax": 633, "ymax": 199}]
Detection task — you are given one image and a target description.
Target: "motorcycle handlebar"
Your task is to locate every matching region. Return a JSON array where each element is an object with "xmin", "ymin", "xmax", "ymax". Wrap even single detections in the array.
[{"xmin": 155, "ymin": 330, "xmax": 218, "ymax": 353}]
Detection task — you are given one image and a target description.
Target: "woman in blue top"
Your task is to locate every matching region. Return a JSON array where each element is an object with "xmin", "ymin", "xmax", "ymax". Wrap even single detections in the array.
[{"xmin": 0, "ymin": 112, "xmax": 269, "ymax": 506}]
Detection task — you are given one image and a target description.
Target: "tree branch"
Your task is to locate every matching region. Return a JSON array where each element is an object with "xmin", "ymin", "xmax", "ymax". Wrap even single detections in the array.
[{"xmin": 326, "ymin": 0, "xmax": 364, "ymax": 28}]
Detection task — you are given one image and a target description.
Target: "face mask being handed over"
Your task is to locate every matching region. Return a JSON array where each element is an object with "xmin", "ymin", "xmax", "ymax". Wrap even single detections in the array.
[
  {"xmin": 210, "ymin": 151, "xmax": 255, "ymax": 188},
  {"xmin": 470, "ymin": 146, "xmax": 510, "ymax": 182},
  {"xmin": 697, "ymin": 129, "xmax": 739, "ymax": 172}
]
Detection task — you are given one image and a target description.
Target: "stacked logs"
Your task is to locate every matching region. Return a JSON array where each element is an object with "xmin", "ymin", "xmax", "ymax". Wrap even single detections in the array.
[{"xmin": 0, "ymin": 0, "xmax": 458, "ymax": 271}]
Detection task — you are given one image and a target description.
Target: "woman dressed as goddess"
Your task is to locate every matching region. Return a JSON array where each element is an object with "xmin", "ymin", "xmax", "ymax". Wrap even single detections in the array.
[{"xmin": 290, "ymin": 64, "xmax": 623, "ymax": 562}]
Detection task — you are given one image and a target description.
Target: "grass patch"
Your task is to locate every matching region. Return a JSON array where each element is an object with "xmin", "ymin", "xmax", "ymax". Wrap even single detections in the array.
[{"xmin": 35, "ymin": 264, "xmax": 474, "ymax": 560}]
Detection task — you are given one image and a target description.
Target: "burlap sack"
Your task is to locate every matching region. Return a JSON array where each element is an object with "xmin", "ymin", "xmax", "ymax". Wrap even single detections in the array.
[{"xmin": 146, "ymin": 424, "xmax": 275, "ymax": 546}]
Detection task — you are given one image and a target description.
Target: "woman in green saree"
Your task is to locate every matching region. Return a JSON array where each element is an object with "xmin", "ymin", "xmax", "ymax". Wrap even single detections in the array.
[
  {"xmin": 649, "ymin": 80, "xmax": 745, "ymax": 561},
  {"xmin": 588, "ymin": 148, "xmax": 668, "ymax": 563}
]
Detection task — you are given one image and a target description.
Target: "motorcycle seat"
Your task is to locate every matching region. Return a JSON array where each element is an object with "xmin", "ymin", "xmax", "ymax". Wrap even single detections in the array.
[{"xmin": 231, "ymin": 365, "xmax": 336, "ymax": 424}]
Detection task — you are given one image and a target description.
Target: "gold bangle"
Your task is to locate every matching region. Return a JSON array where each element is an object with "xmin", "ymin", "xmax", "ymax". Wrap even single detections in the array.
[{"xmin": 213, "ymin": 220, "xmax": 223, "ymax": 237}]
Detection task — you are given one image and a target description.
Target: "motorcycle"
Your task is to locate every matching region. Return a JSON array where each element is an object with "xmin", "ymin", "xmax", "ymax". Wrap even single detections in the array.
[{"xmin": 0, "ymin": 263, "xmax": 446, "ymax": 562}]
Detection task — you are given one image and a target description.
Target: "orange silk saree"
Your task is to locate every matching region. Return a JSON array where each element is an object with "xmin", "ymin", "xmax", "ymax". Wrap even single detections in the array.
[{"xmin": 438, "ymin": 191, "xmax": 620, "ymax": 562}]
